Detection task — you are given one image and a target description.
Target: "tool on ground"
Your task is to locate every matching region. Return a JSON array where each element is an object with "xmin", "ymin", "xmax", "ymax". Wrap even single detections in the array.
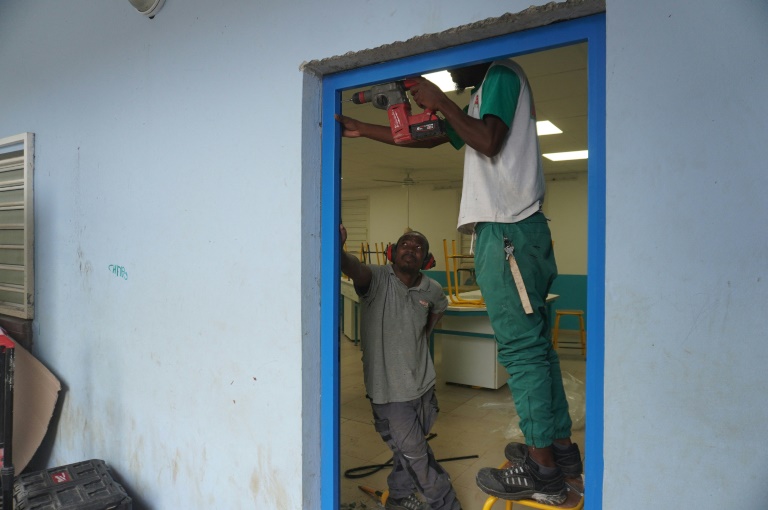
[
  {"xmin": 504, "ymin": 237, "xmax": 534, "ymax": 314},
  {"xmin": 358, "ymin": 485, "xmax": 386, "ymax": 507},
  {"xmin": 345, "ymin": 79, "xmax": 446, "ymax": 145}
]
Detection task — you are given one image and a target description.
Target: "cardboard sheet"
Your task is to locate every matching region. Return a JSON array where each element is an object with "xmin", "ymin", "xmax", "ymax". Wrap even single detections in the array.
[{"xmin": 1, "ymin": 328, "xmax": 61, "ymax": 474}]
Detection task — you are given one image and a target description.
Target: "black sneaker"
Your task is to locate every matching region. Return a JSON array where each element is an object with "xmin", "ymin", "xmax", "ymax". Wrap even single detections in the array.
[
  {"xmin": 385, "ymin": 492, "xmax": 429, "ymax": 510},
  {"xmin": 504, "ymin": 442, "xmax": 583, "ymax": 478},
  {"xmin": 475, "ymin": 455, "xmax": 566, "ymax": 505}
]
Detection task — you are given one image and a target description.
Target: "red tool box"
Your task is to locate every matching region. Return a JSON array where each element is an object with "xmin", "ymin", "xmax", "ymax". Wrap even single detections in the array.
[{"xmin": 0, "ymin": 333, "xmax": 16, "ymax": 509}]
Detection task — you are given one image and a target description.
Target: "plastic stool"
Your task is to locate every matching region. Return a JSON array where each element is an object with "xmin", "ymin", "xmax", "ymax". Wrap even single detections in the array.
[
  {"xmin": 482, "ymin": 495, "xmax": 584, "ymax": 510},
  {"xmin": 481, "ymin": 462, "xmax": 584, "ymax": 510},
  {"xmin": 552, "ymin": 310, "xmax": 586, "ymax": 355}
]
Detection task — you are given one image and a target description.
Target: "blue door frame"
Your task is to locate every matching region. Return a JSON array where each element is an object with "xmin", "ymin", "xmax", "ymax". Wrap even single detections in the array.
[{"xmin": 320, "ymin": 13, "xmax": 605, "ymax": 510}]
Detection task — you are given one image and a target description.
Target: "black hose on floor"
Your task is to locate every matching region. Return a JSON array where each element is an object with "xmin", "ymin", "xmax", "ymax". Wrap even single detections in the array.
[{"xmin": 343, "ymin": 433, "xmax": 479, "ymax": 479}]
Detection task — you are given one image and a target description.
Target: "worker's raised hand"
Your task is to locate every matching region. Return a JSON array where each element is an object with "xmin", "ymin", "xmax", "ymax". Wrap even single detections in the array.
[
  {"xmin": 335, "ymin": 113, "xmax": 398, "ymax": 145},
  {"xmin": 409, "ymin": 77, "xmax": 447, "ymax": 113},
  {"xmin": 335, "ymin": 114, "xmax": 362, "ymax": 138}
]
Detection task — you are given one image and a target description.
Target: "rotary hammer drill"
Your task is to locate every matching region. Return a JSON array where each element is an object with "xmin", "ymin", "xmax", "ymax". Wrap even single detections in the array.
[{"xmin": 347, "ymin": 79, "xmax": 446, "ymax": 145}]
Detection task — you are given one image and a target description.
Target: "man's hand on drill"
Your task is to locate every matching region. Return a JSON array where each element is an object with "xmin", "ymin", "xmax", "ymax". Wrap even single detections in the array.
[{"xmin": 408, "ymin": 77, "xmax": 450, "ymax": 113}]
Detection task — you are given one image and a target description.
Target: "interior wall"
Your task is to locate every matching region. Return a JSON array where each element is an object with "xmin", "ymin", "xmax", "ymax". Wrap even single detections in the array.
[
  {"xmin": 345, "ymin": 175, "xmax": 587, "ymax": 275},
  {"xmin": 545, "ymin": 174, "xmax": 589, "ymax": 328},
  {"xmin": 544, "ymin": 173, "xmax": 588, "ymax": 275},
  {"xmin": 343, "ymin": 185, "xmax": 461, "ymax": 271}
]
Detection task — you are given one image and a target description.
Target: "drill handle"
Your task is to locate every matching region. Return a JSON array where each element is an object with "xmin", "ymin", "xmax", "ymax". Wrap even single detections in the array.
[{"xmin": 400, "ymin": 78, "xmax": 437, "ymax": 117}]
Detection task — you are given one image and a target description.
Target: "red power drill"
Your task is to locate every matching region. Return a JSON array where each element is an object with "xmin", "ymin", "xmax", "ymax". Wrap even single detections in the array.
[{"xmin": 347, "ymin": 79, "xmax": 446, "ymax": 145}]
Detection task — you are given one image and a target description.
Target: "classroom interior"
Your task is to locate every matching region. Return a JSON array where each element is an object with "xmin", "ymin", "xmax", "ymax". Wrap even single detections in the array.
[{"xmin": 337, "ymin": 42, "xmax": 590, "ymax": 509}]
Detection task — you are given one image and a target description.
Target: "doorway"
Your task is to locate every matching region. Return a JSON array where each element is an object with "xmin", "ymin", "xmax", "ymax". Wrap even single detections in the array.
[{"xmin": 315, "ymin": 13, "xmax": 605, "ymax": 510}]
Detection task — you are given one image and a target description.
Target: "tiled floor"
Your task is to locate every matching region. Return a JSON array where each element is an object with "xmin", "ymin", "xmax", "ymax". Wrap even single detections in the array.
[{"xmin": 340, "ymin": 330, "xmax": 587, "ymax": 509}]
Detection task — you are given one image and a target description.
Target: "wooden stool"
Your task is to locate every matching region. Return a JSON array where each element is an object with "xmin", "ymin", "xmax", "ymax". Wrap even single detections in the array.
[{"xmin": 552, "ymin": 310, "xmax": 586, "ymax": 355}]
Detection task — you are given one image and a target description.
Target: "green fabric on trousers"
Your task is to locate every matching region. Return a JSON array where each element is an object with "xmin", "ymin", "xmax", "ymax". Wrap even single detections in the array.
[{"xmin": 474, "ymin": 215, "xmax": 572, "ymax": 447}]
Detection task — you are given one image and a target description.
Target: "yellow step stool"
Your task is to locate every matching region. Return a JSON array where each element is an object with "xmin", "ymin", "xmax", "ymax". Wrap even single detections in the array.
[
  {"xmin": 482, "ymin": 494, "xmax": 584, "ymax": 510},
  {"xmin": 481, "ymin": 459, "xmax": 584, "ymax": 510},
  {"xmin": 552, "ymin": 309, "xmax": 586, "ymax": 355},
  {"xmin": 362, "ymin": 478, "xmax": 584, "ymax": 509}
]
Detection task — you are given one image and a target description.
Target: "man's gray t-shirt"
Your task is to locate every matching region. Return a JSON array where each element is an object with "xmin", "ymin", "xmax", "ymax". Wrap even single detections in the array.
[{"xmin": 357, "ymin": 265, "xmax": 449, "ymax": 404}]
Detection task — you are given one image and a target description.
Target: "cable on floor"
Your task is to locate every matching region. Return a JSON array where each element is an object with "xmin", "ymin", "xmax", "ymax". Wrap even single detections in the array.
[{"xmin": 343, "ymin": 433, "xmax": 479, "ymax": 479}]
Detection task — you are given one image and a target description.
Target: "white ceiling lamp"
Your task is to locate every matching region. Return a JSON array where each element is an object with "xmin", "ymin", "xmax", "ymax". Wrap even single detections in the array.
[
  {"xmin": 536, "ymin": 120, "xmax": 562, "ymax": 136},
  {"xmin": 423, "ymin": 71, "xmax": 455, "ymax": 92},
  {"xmin": 129, "ymin": 0, "xmax": 165, "ymax": 18},
  {"xmin": 543, "ymin": 150, "xmax": 588, "ymax": 161}
]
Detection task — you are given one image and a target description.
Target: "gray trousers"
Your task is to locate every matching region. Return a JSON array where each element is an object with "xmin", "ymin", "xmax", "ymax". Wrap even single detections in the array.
[{"xmin": 370, "ymin": 387, "xmax": 462, "ymax": 510}]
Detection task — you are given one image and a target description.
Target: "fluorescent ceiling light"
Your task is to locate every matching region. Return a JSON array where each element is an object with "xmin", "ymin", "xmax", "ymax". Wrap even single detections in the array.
[
  {"xmin": 543, "ymin": 150, "xmax": 588, "ymax": 161},
  {"xmin": 423, "ymin": 71, "xmax": 455, "ymax": 92},
  {"xmin": 536, "ymin": 121, "xmax": 562, "ymax": 136}
]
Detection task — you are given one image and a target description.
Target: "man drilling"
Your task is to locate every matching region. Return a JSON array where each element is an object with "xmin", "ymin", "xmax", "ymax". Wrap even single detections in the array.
[{"xmin": 336, "ymin": 59, "xmax": 582, "ymax": 506}]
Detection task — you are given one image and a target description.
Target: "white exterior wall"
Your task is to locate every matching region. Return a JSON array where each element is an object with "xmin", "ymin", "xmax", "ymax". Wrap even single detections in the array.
[
  {"xmin": 1, "ymin": 0, "xmax": 767, "ymax": 508},
  {"xmin": 604, "ymin": 1, "xmax": 768, "ymax": 508},
  {"xmin": 0, "ymin": 1, "xmax": 554, "ymax": 508}
]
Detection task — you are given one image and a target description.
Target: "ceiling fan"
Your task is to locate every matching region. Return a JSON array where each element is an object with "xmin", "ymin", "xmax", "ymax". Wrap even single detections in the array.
[{"xmin": 373, "ymin": 169, "xmax": 450, "ymax": 187}]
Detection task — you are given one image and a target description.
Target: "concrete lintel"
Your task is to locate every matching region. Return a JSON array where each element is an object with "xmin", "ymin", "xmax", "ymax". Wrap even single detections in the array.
[{"xmin": 299, "ymin": 0, "xmax": 605, "ymax": 76}]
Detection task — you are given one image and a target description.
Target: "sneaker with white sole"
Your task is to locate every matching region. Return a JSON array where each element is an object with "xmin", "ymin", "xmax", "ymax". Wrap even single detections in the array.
[
  {"xmin": 475, "ymin": 455, "xmax": 566, "ymax": 505},
  {"xmin": 385, "ymin": 492, "xmax": 429, "ymax": 510}
]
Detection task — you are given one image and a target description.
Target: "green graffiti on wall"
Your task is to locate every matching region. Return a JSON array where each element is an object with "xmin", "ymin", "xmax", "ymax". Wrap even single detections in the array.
[{"xmin": 108, "ymin": 265, "xmax": 128, "ymax": 280}]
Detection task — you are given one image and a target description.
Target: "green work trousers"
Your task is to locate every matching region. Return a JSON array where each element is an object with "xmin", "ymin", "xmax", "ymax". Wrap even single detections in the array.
[{"xmin": 474, "ymin": 215, "xmax": 572, "ymax": 447}]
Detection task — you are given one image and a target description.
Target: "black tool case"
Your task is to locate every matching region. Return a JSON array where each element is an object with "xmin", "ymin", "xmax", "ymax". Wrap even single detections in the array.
[{"xmin": 13, "ymin": 459, "xmax": 132, "ymax": 510}]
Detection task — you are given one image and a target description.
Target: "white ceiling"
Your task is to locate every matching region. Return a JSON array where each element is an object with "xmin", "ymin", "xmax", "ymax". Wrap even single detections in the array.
[{"xmin": 339, "ymin": 42, "xmax": 588, "ymax": 191}]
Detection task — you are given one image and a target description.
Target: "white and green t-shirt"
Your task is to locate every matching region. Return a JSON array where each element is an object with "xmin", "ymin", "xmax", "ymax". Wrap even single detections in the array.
[{"xmin": 446, "ymin": 60, "xmax": 545, "ymax": 234}]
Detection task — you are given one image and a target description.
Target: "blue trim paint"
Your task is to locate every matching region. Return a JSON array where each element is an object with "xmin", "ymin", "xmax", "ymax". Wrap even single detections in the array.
[
  {"xmin": 320, "ymin": 81, "xmax": 342, "ymax": 510},
  {"xmin": 585, "ymin": 15, "xmax": 606, "ymax": 506},
  {"xmin": 321, "ymin": 14, "xmax": 606, "ymax": 510}
]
